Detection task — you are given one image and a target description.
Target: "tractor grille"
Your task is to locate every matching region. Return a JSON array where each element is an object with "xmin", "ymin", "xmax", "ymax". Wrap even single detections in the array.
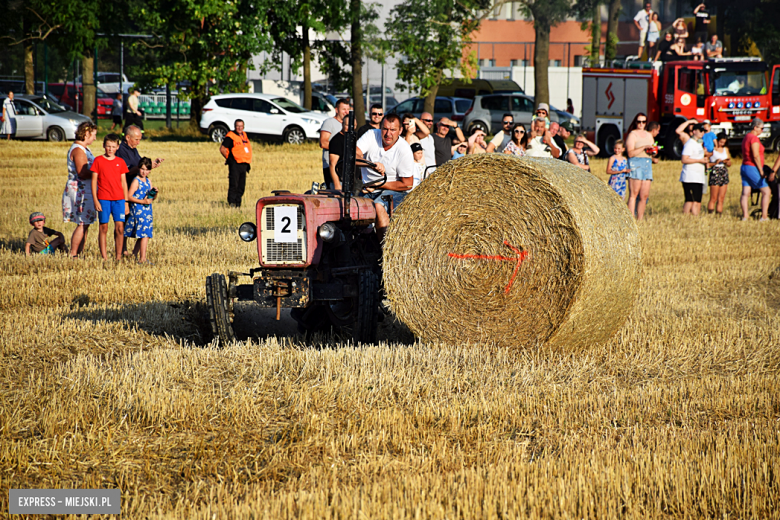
[
  {"xmin": 264, "ymin": 238, "xmax": 304, "ymax": 263},
  {"xmin": 261, "ymin": 204, "xmax": 306, "ymax": 265},
  {"xmin": 264, "ymin": 206, "xmax": 305, "ymax": 230}
]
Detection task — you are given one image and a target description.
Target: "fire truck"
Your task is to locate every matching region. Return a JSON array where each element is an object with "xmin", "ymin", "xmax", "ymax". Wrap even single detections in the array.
[{"xmin": 582, "ymin": 58, "xmax": 780, "ymax": 159}]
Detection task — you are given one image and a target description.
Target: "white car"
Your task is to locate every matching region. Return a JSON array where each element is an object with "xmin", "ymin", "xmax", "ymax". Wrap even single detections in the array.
[
  {"xmin": 200, "ymin": 93, "xmax": 328, "ymax": 144},
  {"xmin": 0, "ymin": 94, "xmax": 92, "ymax": 141}
]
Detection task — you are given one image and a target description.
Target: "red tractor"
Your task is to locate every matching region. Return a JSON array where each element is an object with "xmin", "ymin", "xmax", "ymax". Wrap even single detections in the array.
[{"xmin": 206, "ymin": 113, "xmax": 387, "ymax": 344}]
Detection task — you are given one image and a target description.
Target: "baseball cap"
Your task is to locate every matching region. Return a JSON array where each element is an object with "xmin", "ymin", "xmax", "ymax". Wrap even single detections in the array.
[
  {"xmin": 29, "ymin": 212, "xmax": 45, "ymax": 224},
  {"xmin": 536, "ymin": 103, "xmax": 549, "ymax": 113},
  {"xmin": 560, "ymin": 121, "xmax": 574, "ymax": 132},
  {"xmin": 702, "ymin": 119, "xmax": 711, "ymax": 124},
  {"xmin": 410, "ymin": 143, "xmax": 423, "ymax": 153}
]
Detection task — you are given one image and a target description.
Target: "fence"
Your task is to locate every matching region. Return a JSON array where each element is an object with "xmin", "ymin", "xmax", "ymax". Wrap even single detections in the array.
[{"xmin": 138, "ymin": 94, "xmax": 191, "ymax": 120}]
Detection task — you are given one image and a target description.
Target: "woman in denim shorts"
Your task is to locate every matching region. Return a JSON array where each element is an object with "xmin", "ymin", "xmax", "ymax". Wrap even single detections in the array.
[{"xmin": 625, "ymin": 113, "xmax": 655, "ymax": 220}]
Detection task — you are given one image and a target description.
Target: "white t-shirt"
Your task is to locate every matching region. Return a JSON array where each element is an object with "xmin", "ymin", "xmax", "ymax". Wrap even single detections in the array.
[
  {"xmin": 356, "ymin": 129, "xmax": 415, "ymax": 185},
  {"xmin": 412, "ymin": 161, "xmax": 426, "ymax": 188},
  {"xmin": 419, "ymin": 135, "xmax": 436, "ymax": 168},
  {"xmin": 679, "ymin": 139, "xmax": 706, "ymax": 184},
  {"xmin": 525, "ymin": 135, "xmax": 561, "ymax": 158},
  {"xmin": 634, "ymin": 9, "xmax": 651, "ymax": 31},
  {"xmin": 319, "ymin": 117, "xmax": 342, "ymax": 168}
]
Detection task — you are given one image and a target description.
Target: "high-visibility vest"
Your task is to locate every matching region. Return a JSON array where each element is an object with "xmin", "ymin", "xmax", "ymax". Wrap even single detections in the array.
[{"xmin": 226, "ymin": 131, "xmax": 252, "ymax": 164}]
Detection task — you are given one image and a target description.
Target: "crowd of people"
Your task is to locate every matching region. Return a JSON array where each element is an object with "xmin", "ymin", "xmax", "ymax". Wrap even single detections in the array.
[
  {"xmin": 634, "ymin": 2, "xmax": 724, "ymax": 63},
  {"xmin": 26, "ymin": 121, "xmax": 164, "ymax": 260}
]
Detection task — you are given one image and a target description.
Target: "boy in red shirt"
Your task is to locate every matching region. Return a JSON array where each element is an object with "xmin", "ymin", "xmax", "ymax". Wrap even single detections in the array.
[{"xmin": 90, "ymin": 133, "xmax": 129, "ymax": 260}]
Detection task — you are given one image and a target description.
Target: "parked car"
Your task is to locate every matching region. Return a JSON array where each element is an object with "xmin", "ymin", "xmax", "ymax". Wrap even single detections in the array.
[
  {"xmin": 311, "ymin": 92, "xmax": 336, "ymax": 117},
  {"xmin": 47, "ymin": 83, "xmax": 113, "ymax": 118},
  {"xmin": 0, "ymin": 94, "xmax": 92, "ymax": 141},
  {"xmin": 463, "ymin": 93, "xmax": 559, "ymax": 135},
  {"xmin": 436, "ymin": 78, "xmax": 524, "ymax": 99},
  {"xmin": 551, "ymin": 105, "xmax": 581, "ymax": 132},
  {"xmin": 387, "ymin": 96, "xmax": 473, "ymax": 122},
  {"xmin": 199, "ymin": 93, "xmax": 329, "ymax": 144},
  {"xmin": 75, "ymin": 72, "xmax": 131, "ymax": 94}
]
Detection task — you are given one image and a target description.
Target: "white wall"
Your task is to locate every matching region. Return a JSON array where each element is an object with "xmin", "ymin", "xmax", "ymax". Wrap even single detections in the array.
[{"xmin": 479, "ymin": 66, "xmax": 583, "ymax": 117}]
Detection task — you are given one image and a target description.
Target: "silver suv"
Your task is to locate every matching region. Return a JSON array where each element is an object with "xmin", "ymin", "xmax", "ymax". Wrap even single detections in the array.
[{"xmin": 463, "ymin": 93, "xmax": 559, "ymax": 135}]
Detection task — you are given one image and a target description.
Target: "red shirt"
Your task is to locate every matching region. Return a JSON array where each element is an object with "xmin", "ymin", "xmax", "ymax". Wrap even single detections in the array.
[
  {"xmin": 91, "ymin": 155, "xmax": 129, "ymax": 200},
  {"xmin": 741, "ymin": 133, "xmax": 763, "ymax": 168}
]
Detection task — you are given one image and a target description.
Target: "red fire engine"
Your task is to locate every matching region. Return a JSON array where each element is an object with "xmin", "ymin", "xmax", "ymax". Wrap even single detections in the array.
[{"xmin": 582, "ymin": 58, "xmax": 780, "ymax": 159}]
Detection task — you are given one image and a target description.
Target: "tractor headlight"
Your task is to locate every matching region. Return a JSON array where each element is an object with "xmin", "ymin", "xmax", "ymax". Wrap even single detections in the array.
[
  {"xmin": 318, "ymin": 222, "xmax": 336, "ymax": 242},
  {"xmin": 239, "ymin": 222, "xmax": 257, "ymax": 242}
]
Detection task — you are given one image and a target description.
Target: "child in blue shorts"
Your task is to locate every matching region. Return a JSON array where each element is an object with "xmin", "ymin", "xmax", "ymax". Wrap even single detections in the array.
[{"xmin": 90, "ymin": 134, "xmax": 129, "ymax": 260}]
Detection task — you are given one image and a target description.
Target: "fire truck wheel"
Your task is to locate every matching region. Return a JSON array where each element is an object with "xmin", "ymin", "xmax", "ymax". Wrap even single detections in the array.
[
  {"xmin": 206, "ymin": 273, "xmax": 237, "ymax": 344},
  {"xmin": 597, "ymin": 126, "xmax": 620, "ymax": 158},
  {"xmin": 352, "ymin": 270, "xmax": 379, "ymax": 344},
  {"xmin": 665, "ymin": 131, "xmax": 684, "ymax": 161}
]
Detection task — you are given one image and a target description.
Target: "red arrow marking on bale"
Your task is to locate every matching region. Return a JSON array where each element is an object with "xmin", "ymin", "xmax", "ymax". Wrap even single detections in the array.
[{"xmin": 448, "ymin": 240, "xmax": 529, "ymax": 294}]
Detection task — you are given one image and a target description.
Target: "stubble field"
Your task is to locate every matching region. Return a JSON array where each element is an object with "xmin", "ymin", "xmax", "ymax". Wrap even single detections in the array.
[{"xmin": 1, "ymin": 137, "xmax": 779, "ymax": 519}]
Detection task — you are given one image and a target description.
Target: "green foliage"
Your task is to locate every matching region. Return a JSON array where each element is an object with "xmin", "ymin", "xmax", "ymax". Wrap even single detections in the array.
[
  {"xmin": 722, "ymin": 0, "xmax": 780, "ymax": 66},
  {"xmin": 128, "ymin": 0, "xmax": 274, "ymax": 114},
  {"xmin": 386, "ymin": 0, "xmax": 489, "ymax": 98}
]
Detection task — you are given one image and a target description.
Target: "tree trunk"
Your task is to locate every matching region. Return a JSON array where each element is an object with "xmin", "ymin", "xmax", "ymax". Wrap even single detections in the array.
[
  {"xmin": 605, "ymin": 0, "xmax": 621, "ymax": 63},
  {"xmin": 82, "ymin": 56, "xmax": 96, "ymax": 121},
  {"xmin": 24, "ymin": 42, "xmax": 35, "ymax": 95},
  {"xmin": 350, "ymin": 0, "xmax": 366, "ymax": 127},
  {"xmin": 423, "ymin": 82, "xmax": 440, "ymax": 116},
  {"xmin": 303, "ymin": 20, "xmax": 312, "ymax": 110},
  {"xmin": 533, "ymin": 21, "xmax": 550, "ymax": 108},
  {"xmin": 590, "ymin": 4, "xmax": 601, "ymax": 66},
  {"xmin": 190, "ymin": 96, "xmax": 205, "ymax": 130}
]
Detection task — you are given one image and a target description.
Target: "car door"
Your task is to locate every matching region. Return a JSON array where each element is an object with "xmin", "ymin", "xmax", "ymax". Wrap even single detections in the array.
[
  {"xmin": 390, "ymin": 98, "xmax": 417, "ymax": 116},
  {"xmin": 481, "ymin": 96, "xmax": 510, "ymax": 134},
  {"xmin": 251, "ymin": 98, "xmax": 285, "ymax": 136},
  {"xmin": 13, "ymin": 100, "xmax": 44, "ymax": 137},
  {"xmin": 511, "ymin": 96, "xmax": 535, "ymax": 127}
]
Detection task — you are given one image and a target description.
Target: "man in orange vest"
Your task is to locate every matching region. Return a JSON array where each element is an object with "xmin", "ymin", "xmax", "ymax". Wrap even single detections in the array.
[{"xmin": 220, "ymin": 119, "xmax": 253, "ymax": 207}]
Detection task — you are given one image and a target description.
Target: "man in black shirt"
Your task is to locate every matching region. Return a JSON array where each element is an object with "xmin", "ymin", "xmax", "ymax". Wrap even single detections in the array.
[
  {"xmin": 116, "ymin": 125, "xmax": 164, "ymax": 187},
  {"xmin": 358, "ymin": 103, "xmax": 383, "ymax": 139},
  {"xmin": 432, "ymin": 117, "xmax": 466, "ymax": 166},
  {"xmin": 553, "ymin": 121, "xmax": 573, "ymax": 159},
  {"xmin": 655, "ymin": 32, "xmax": 675, "ymax": 62},
  {"xmin": 327, "ymin": 117, "xmax": 352, "ymax": 190},
  {"xmin": 693, "ymin": 3, "xmax": 710, "ymax": 44}
]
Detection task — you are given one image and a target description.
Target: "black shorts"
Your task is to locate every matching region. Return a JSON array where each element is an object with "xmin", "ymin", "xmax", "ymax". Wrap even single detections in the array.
[
  {"xmin": 112, "ymin": 115, "xmax": 122, "ymax": 125},
  {"xmin": 682, "ymin": 182, "xmax": 703, "ymax": 203}
]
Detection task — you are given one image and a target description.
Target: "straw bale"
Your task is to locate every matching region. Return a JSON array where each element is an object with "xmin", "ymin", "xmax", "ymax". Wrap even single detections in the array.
[{"xmin": 383, "ymin": 154, "xmax": 641, "ymax": 351}]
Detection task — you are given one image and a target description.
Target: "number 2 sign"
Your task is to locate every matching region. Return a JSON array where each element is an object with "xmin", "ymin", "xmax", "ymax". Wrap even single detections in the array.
[{"xmin": 274, "ymin": 206, "xmax": 298, "ymax": 243}]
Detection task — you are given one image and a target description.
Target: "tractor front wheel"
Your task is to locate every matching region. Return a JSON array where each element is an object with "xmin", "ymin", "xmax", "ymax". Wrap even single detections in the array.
[
  {"xmin": 351, "ymin": 270, "xmax": 379, "ymax": 344},
  {"xmin": 206, "ymin": 273, "xmax": 237, "ymax": 344}
]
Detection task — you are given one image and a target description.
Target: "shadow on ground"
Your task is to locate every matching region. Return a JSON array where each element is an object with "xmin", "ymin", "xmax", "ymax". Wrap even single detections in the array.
[
  {"xmin": 0, "ymin": 238, "xmax": 28, "ymax": 253},
  {"xmin": 64, "ymin": 295, "xmax": 416, "ymax": 348}
]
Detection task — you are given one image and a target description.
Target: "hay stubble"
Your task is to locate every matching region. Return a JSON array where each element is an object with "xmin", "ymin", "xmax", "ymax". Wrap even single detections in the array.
[{"xmin": 0, "ymin": 139, "xmax": 779, "ymax": 518}]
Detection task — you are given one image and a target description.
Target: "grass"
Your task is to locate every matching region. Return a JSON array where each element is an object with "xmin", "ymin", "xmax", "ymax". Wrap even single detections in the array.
[{"xmin": 0, "ymin": 137, "xmax": 779, "ymax": 518}]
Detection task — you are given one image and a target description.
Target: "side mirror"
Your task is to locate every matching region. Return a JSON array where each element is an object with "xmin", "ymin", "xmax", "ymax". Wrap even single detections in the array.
[{"xmin": 270, "ymin": 108, "xmax": 279, "ymax": 114}]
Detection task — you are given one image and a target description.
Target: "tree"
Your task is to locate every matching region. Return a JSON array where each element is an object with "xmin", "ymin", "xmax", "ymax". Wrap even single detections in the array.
[
  {"xmin": 387, "ymin": 0, "xmax": 499, "ymax": 116},
  {"xmin": 604, "ymin": 0, "xmax": 621, "ymax": 64},
  {"xmin": 266, "ymin": 0, "xmax": 345, "ymax": 110},
  {"xmin": 719, "ymin": 0, "xmax": 780, "ymax": 66},
  {"xmin": 130, "ymin": 0, "xmax": 274, "ymax": 127},
  {"xmin": 348, "ymin": 0, "xmax": 379, "ymax": 127},
  {"xmin": 518, "ymin": 0, "xmax": 573, "ymax": 109}
]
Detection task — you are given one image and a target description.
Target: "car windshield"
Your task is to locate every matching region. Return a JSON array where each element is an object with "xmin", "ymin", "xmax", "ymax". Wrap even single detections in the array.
[
  {"xmin": 271, "ymin": 97, "xmax": 308, "ymax": 113},
  {"xmin": 711, "ymin": 69, "xmax": 767, "ymax": 96},
  {"xmin": 455, "ymin": 99, "xmax": 472, "ymax": 113},
  {"xmin": 31, "ymin": 97, "xmax": 67, "ymax": 113}
]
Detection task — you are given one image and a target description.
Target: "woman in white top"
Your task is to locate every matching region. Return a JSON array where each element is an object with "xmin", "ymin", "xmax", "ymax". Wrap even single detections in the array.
[
  {"xmin": 707, "ymin": 132, "xmax": 732, "ymax": 215},
  {"xmin": 646, "ymin": 13, "xmax": 661, "ymax": 60},
  {"xmin": 675, "ymin": 119, "xmax": 709, "ymax": 215},
  {"xmin": 62, "ymin": 122, "xmax": 98, "ymax": 257}
]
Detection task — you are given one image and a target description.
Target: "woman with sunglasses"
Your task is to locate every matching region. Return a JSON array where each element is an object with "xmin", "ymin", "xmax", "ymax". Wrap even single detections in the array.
[
  {"xmin": 467, "ymin": 129, "xmax": 488, "ymax": 154},
  {"xmin": 565, "ymin": 134, "xmax": 600, "ymax": 171},
  {"xmin": 503, "ymin": 124, "xmax": 528, "ymax": 157},
  {"xmin": 625, "ymin": 113, "xmax": 654, "ymax": 220}
]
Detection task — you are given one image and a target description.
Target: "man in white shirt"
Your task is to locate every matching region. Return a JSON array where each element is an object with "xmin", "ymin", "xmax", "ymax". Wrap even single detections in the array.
[
  {"xmin": 356, "ymin": 113, "xmax": 414, "ymax": 240},
  {"xmin": 634, "ymin": 2, "xmax": 653, "ymax": 59},
  {"xmin": 2, "ymin": 91, "xmax": 17, "ymax": 139},
  {"xmin": 525, "ymin": 118, "xmax": 561, "ymax": 158},
  {"xmin": 417, "ymin": 111, "xmax": 437, "ymax": 169},
  {"xmin": 486, "ymin": 113, "xmax": 514, "ymax": 153}
]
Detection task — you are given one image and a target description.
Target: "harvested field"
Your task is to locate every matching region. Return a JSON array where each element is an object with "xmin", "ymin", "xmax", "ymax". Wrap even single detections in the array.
[{"xmin": 1, "ymin": 138, "xmax": 779, "ymax": 519}]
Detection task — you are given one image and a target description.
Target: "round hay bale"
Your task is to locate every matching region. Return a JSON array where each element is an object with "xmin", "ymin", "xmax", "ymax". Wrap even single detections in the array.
[{"xmin": 383, "ymin": 154, "xmax": 641, "ymax": 351}]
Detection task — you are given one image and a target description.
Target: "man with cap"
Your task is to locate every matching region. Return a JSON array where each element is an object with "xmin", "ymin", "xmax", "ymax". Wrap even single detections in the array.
[
  {"xmin": 533, "ymin": 103, "xmax": 551, "ymax": 128},
  {"xmin": 25, "ymin": 212, "xmax": 67, "ymax": 256},
  {"xmin": 701, "ymin": 120, "xmax": 716, "ymax": 154},
  {"xmin": 410, "ymin": 141, "xmax": 427, "ymax": 188}
]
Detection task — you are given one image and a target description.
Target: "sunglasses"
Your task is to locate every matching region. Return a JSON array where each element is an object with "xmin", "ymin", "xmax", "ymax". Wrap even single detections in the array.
[
  {"xmin": 421, "ymin": 118, "xmax": 433, "ymax": 123},
  {"xmin": 371, "ymin": 112, "xmax": 383, "ymax": 116},
  {"xmin": 637, "ymin": 120, "xmax": 647, "ymax": 124},
  {"xmin": 514, "ymin": 130, "xmax": 525, "ymax": 134},
  {"xmin": 503, "ymin": 121, "xmax": 513, "ymax": 125}
]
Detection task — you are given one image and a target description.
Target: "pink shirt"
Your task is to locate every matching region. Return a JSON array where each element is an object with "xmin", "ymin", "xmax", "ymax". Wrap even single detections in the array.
[{"xmin": 741, "ymin": 133, "xmax": 763, "ymax": 168}]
